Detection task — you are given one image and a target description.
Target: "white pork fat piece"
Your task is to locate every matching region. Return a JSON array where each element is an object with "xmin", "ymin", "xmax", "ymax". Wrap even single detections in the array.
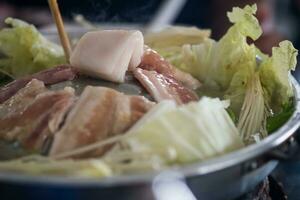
[{"xmin": 70, "ymin": 30, "xmax": 144, "ymax": 83}]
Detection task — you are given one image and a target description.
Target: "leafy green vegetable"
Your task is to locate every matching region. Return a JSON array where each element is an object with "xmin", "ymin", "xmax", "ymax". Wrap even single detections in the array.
[
  {"xmin": 0, "ymin": 18, "xmax": 66, "ymax": 78},
  {"xmin": 226, "ymin": 4, "xmax": 262, "ymax": 41},
  {"xmin": 145, "ymin": 26, "xmax": 211, "ymax": 59},
  {"xmin": 146, "ymin": 4, "xmax": 298, "ymax": 142},
  {"xmin": 226, "ymin": 108, "xmax": 237, "ymax": 124},
  {"xmin": 0, "ymin": 155, "xmax": 111, "ymax": 177},
  {"xmin": 151, "ymin": 4, "xmax": 260, "ymax": 83},
  {"xmin": 147, "ymin": 4, "xmax": 261, "ymax": 107},
  {"xmin": 260, "ymin": 41, "xmax": 298, "ymax": 112},
  {"xmin": 266, "ymin": 100, "xmax": 294, "ymax": 133},
  {"xmin": 104, "ymin": 98, "xmax": 243, "ymax": 172}
]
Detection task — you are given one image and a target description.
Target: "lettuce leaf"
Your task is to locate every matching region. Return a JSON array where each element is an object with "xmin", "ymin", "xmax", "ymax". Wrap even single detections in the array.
[{"xmin": 0, "ymin": 18, "xmax": 66, "ymax": 78}]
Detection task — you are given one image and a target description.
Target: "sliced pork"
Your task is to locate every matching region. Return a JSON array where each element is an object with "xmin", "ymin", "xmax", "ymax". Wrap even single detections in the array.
[
  {"xmin": 0, "ymin": 79, "xmax": 47, "ymax": 118},
  {"xmin": 0, "ymin": 65, "xmax": 78, "ymax": 104},
  {"xmin": 70, "ymin": 30, "xmax": 144, "ymax": 83},
  {"xmin": 140, "ymin": 47, "xmax": 201, "ymax": 90},
  {"xmin": 50, "ymin": 86, "xmax": 154, "ymax": 158},
  {"xmin": 134, "ymin": 68, "xmax": 198, "ymax": 104},
  {"xmin": 0, "ymin": 80, "xmax": 75, "ymax": 151}
]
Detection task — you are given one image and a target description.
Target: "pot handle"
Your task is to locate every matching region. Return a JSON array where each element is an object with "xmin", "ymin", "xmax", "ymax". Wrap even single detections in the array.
[
  {"xmin": 267, "ymin": 133, "xmax": 300, "ymax": 161},
  {"xmin": 152, "ymin": 171, "xmax": 197, "ymax": 200}
]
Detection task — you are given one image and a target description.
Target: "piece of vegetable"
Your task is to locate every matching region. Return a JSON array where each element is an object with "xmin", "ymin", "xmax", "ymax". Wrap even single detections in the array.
[
  {"xmin": 146, "ymin": 4, "xmax": 298, "ymax": 142},
  {"xmin": 266, "ymin": 100, "xmax": 294, "ymax": 133},
  {"xmin": 0, "ymin": 155, "xmax": 111, "ymax": 177},
  {"xmin": 104, "ymin": 98, "xmax": 244, "ymax": 172},
  {"xmin": 226, "ymin": 108, "xmax": 237, "ymax": 123},
  {"xmin": 147, "ymin": 5, "xmax": 261, "ymax": 99},
  {"xmin": 145, "ymin": 26, "xmax": 211, "ymax": 59},
  {"xmin": 260, "ymin": 41, "xmax": 298, "ymax": 112},
  {"xmin": 0, "ymin": 18, "xmax": 66, "ymax": 78}
]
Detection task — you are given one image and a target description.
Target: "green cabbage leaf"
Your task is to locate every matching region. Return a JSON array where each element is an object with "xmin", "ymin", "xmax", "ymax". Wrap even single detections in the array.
[
  {"xmin": 0, "ymin": 18, "xmax": 66, "ymax": 78},
  {"xmin": 146, "ymin": 4, "xmax": 298, "ymax": 142},
  {"xmin": 104, "ymin": 98, "xmax": 244, "ymax": 172}
]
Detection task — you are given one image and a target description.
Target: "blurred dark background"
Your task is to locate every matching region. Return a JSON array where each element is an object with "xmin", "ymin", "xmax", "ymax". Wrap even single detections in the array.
[{"xmin": 0, "ymin": 0, "xmax": 300, "ymax": 55}]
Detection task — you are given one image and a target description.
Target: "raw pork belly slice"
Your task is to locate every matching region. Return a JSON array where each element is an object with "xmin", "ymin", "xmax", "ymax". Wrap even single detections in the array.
[
  {"xmin": 134, "ymin": 47, "xmax": 200, "ymax": 104},
  {"xmin": 134, "ymin": 68, "xmax": 198, "ymax": 104},
  {"xmin": 50, "ymin": 86, "xmax": 154, "ymax": 158},
  {"xmin": 139, "ymin": 47, "xmax": 201, "ymax": 90},
  {"xmin": 0, "ymin": 79, "xmax": 75, "ymax": 151},
  {"xmin": 0, "ymin": 79, "xmax": 48, "ymax": 119},
  {"xmin": 70, "ymin": 30, "xmax": 144, "ymax": 83},
  {"xmin": 0, "ymin": 65, "xmax": 78, "ymax": 104}
]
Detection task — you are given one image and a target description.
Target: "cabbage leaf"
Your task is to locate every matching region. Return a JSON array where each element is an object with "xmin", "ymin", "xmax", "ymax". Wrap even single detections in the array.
[
  {"xmin": 260, "ymin": 41, "xmax": 298, "ymax": 112},
  {"xmin": 0, "ymin": 156, "xmax": 111, "ymax": 177},
  {"xmin": 105, "ymin": 98, "xmax": 244, "ymax": 172},
  {"xmin": 0, "ymin": 18, "xmax": 66, "ymax": 78},
  {"xmin": 145, "ymin": 26, "xmax": 211, "ymax": 59},
  {"xmin": 146, "ymin": 4, "xmax": 298, "ymax": 141}
]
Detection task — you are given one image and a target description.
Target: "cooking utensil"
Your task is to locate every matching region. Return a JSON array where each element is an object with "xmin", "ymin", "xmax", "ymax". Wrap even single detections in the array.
[{"xmin": 1, "ymin": 27, "xmax": 300, "ymax": 200}]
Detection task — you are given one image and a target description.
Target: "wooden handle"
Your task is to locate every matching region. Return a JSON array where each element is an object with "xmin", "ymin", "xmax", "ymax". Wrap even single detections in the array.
[{"xmin": 48, "ymin": 0, "xmax": 72, "ymax": 62}]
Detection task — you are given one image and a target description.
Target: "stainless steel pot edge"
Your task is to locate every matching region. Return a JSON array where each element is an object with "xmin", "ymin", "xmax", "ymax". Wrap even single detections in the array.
[{"xmin": 0, "ymin": 77, "xmax": 300, "ymax": 187}]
